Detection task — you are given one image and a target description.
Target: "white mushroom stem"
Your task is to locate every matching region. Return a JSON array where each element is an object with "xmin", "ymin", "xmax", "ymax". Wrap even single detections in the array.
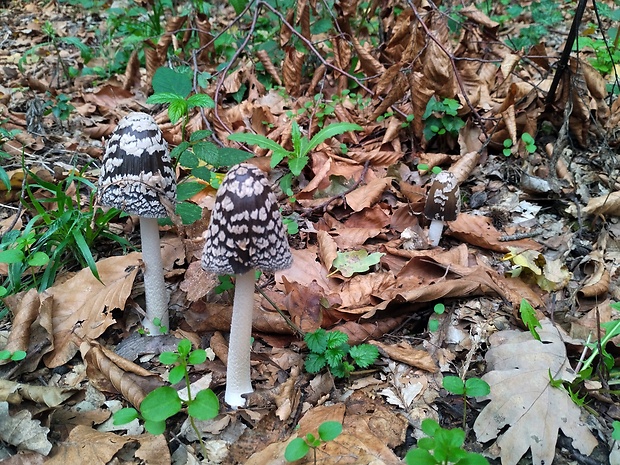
[
  {"xmin": 225, "ymin": 270, "xmax": 256, "ymax": 408},
  {"xmin": 139, "ymin": 217, "xmax": 169, "ymax": 336},
  {"xmin": 427, "ymin": 219, "xmax": 445, "ymax": 247}
]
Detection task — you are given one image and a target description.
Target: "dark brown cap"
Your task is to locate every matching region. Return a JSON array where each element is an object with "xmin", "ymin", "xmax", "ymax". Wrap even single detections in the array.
[
  {"xmin": 98, "ymin": 112, "xmax": 176, "ymax": 218},
  {"xmin": 202, "ymin": 163, "xmax": 292, "ymax": 275},
  {"xmin": 423, "ymin": 170, "xmax": 460, "ymax": 221}
]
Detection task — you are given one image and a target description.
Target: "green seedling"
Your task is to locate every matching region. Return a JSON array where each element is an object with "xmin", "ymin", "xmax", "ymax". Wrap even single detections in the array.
[
  {"xmin": 44, "ymin": 94, "xmax": 75, "ymax": 123},
  {"xmin": 417, "ymin": 164, "xmax": 443, "ymax": 175},
  {"xmin": 503, "ymin": 139, "xmax": 513, "ymax": 157},
  {"xmin": 147, "ymin": 67, "xmax": 214, "ymax": 132},
  {"xmin": 284, "ymin": 421, "xmax": 343, "ymax": 463},
  {"xmin": 0, "ymin": 350, "xmax": 27, "ymax": 361},
  {"xmin": 613, "ymin": 421, "xmax": 620, "ymax": 441},
  {"xmin": 304, "ymin": 328, "xmax": 378, "ymax": 378},
  {"xmin": 405, "ymin": 418, "xmax": 489, "ymax": 465},
  {"xmin": 228, "ymin": 120, "xmax": 362, "ymax": 196},
  {"xmin": 422, "ymin": 97, "xmax": 465, "ymax": 142},
  {"xmin": 428, "ymin": 303, "xmax": 445, "ymax": 332},
  {"xmin": 443, "ymin": 376, "xmax": 490, "ymax": 429},
  {"xmin": 519, "ymin": 298, "xmax": 542, "ymax": 341},
  {"xmin": 114, "ymin": 339, "xmax": 219, "ymax": 458},
  {"xmin": 579, "ymin": 302, "xmax": 620, "ymax": 379},
  {"xmin": 521, "ymin": 133, "xmax": 536, "ymax": 154},
  {"xmin": 0, "ymin": 122, "xmax": 19, "ymax": 190}
]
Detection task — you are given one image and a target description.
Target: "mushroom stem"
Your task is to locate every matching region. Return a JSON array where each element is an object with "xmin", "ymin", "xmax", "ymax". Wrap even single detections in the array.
[
  {"xmin": 427, "ymin": 219, "xmax": 445, "ymax": 247},
  {"xmin": 139, "ymin": 217, "xmax": 169, "ymax": 335},
  {"xmin": 225, "ymin": 270, "xmax": 255, "ymax": 408}
]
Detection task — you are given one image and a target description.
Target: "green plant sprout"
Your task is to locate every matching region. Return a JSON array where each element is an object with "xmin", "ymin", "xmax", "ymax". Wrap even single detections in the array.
[
  {"xmin": 405, "ymin": 418, "xmax": 489, "ymax": 465},
  {"xmin": 284, "ymin": 420, "xmax": 343, "ymax": 463},
  {"xmin": 521, "ymin": 133, "xmax": 536, "ymax": 154},
  {"xmin": 613, "ymin": 421, "xmax": 620, "ymax": 441},
  {"xmin": 417, "ymin": 164, "xmax": 443, "ymax": 175},
  {"xmin": 443, "ymin": 376, "xmax": 490, "ymax": 429},
  {"xmin": 422, "ymin": 97, "xmax": 465, "ymax": 141},
  {"xmin": 304, "ymin": 328, "xmax": 379, "ymax": 378},
  {"xmin": 519, "ymin": 298, "xmax": 542, "ymax": 341},
  {"xmin": 114, "ymin": 339, "xmax": 219, "ymax": 458},
  {"xmin": 428, "ymin": 302, "xmax": 446, "ymax": 332},
  {"xmin": 146, "ymin": 67, "xmax": 215, "ymax": 136},
  {"xmin": 0, "ymin": 350, "xmax": 27, "ymax": 361},
  {"xmin": 578, "ymin": 302, "xmax": 620, "ymax": 379},
  {"xmin": 228, "ymin": 120, "xmax": 362, "ymax": 196},
  {"xmin": 502, "ymin": 139, "xmax": 513, "ymax": 157}
]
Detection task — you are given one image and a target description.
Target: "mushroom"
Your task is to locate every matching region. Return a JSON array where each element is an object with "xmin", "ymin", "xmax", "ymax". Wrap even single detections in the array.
[
  {"xmin": 98, "ymin": 112, "xmax": 176, "ymax": 336},
  {"xmin": 201, "ymin": 163, "xmax": 292, "ymax": 408},
  {"xmin": 423, "ymin": 170, "xmax": 460, "ymax": 247}
]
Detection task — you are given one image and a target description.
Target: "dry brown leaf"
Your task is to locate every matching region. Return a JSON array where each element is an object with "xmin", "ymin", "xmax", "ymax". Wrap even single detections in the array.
[
  {"xmin": 282, "ymin": 47, "xmax": 305, "ymax": 97},
  {"xmin": 282, "ymin": 277, "xmax": 325, "ymax": 332},
  {"xmin": 474, "ymin": 320, "xmax": 598, "ymax": 465},
  {"xmin": 317, "ymin": 230, "xmax": 338, "ymax": 270},
  {"xmin": 345, "ymin": 177, "xmax": 392, "ymax": 212},
  {"xmin": 0, "ymin": 401, "xmax": 52, "ymax": 456},
  {"xmin": 449, "ymin": 213, "xmax": 543, "ymax": 252},
  {"xmin": 448, "ymin": 151, "xmax": 480, "ymax": 185},
  {"xmin": 46, "ymin": 425, "xmax": 170, "ymax": 465},
  {"xmin": 81, "ymin": 341, "xmax": 156, "ymax": 409},
  {"xmin": 583, "ymin": 191, "xmax": 620, "ymax": 217},
  {"xmin": 0, "ymin": 380, "xmax": 79, "ymax": 407},
  {"xmin": 371, "ymin": 340, "xmax": 438, "ymax": 372},
  {"xmin": 256, "ymin": 49, "xmax": 282, "ymax": 86},
  {"xmin": 44, "ymin": 253, "xmax": 141, "ymax": 368}
]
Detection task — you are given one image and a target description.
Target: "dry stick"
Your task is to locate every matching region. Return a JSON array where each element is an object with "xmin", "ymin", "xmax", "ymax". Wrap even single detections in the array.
[{"xmin": 405, "ymin": 0, "xmax": 487, "ymax": 138}]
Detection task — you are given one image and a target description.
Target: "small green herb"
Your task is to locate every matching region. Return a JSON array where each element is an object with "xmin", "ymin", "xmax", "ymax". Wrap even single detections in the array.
[
  {"xmin": 405, "ymin": 418, "xmax": 489, "ymax": 465},
  {"xmin": 0, "ymin": 350, "xmax": 27, "ymax": 361},
  {"xmin": 285, "ymin": 420, "xmax": 343, "ymax": 463},
  {"xmin": 519, "ymin": 298, "xmax": 542, "ymax": 341},
  {"xmin": 443, "ymin": 375, "xmax": 490, "ymax": 428},
  {"xmin": 304, "ymin": 329, "xmax": 378, "ymax": 378}
]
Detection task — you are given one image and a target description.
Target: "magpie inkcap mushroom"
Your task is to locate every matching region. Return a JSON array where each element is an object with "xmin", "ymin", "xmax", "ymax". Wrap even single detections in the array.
[
  {"xmin": 202, "ymin": 163, "xmax": 292, "ymax": 407},
  {"xmin": 98, "ymin": 112, "xmax": 176, "ymax": 335},
  {"xmin": 423, "ymin": 170, "xmax": 460, "ymax": 247}
]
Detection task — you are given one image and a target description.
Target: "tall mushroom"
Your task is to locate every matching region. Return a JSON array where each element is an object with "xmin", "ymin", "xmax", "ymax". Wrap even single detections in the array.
[
  {"xmin": 98, "ymin": 112, "xmax": 176, "ymax": 335},
  {"xmin": 201, "ymin": 163, "xmax": 292, "ymax": 408},
  {"xmin": 423, "ymin": 170, "xmax": 460, "ymax": 247}
]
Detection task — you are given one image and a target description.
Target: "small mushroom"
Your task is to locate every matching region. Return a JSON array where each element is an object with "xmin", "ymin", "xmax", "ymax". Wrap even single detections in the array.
[
  {"xmin": 423, "ymin": 170, "xmax": 460, "ymax": 247},
  {"xmin": 201, "ymin": 163, "xmax": 292, "ymax": 408},
  {"xmin": 98, "ymin": 112, "xmax": 176, "ymax": 335}
]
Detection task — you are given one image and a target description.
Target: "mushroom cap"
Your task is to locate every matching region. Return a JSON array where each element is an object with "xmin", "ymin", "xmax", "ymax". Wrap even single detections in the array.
[
  {"xmin": 98, "ymin": 112, "xmax": 176, "ymax": 218},
  {"xmin": 423, "ymin": 170, "xmax": 460, "ymax": 222},
  {"xmin": 201, "ymin": 163, "xmax": 293, "ymax": 275}
]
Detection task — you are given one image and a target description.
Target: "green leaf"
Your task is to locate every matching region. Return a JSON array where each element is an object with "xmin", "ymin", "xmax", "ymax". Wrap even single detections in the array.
[
  {"xmin": 288, "ymin": 155, "xmax": 308, "ymax": 176},
  {"xmin": 443, "ymin": 376, "xmax": 465, "ymax": 395},
  {"xmin": 113, "ymin": 408, "xmax": 139, "ymax": 426},
  {"xmin": 188, "ymin": 349, "xmax": 207, "ymax": 365},
  {"xmin": 284, "ymin": 437, "xmax": 309, "ymax": 461},
  {"xmin": 189, "ymin": 129, "xmax": 212, "ymax": 142},
  {"xmin": 0, "ymin": 249, "xmax": 25, "ymax": 264},
  {"xmin": 176, "ymin": 201, "xmax": 203, "ymax": 225},
  {"xmin": 140, "ymin": 386, "xmax": 182, "ymax": 422},
  {"xmin": 188, "ymin": 389, "xmax": 219, "ymax": 420},
  {"xmin": 325, "ymin": 346, "xmax": 347, "ymax": 368},
  {"xmin": 152, "ymin": 67, "xmax": 192, "ymax": 98},
  {"xmin": 331, "ymin": 250, "xmax": 384, "ymax": 277},
  {"xmin": 72, "ymin": 229, "xmax": 100, "ymax": 281},
  {"xmin": 349, "ymin": 344, "xmax": 379, "ymax": 368},
  {"xmin": 159, "ymin": 351, "xmax": 180, "ymax": 365},
  {"xmin": 192, "ymin": 166, "xmax": 212, "ymax": 182},
  {"xmin": 405, "ymin": 448, "xmax": 437, "ymax": 465},
  {"xmin": 613, "ymin": 421, "xmax": 620, "ymax": 441},
  {"xmin": 144, "ymin": 419, "xmax": 166, "ymax": 435},
  {"xmin": 170, "ymin": 140, "xmax": 191, "ymax": 160},
  {"xmin": 0, "ymin": 166, "xmax": 10, "ymax": 190},
  {"xmin": 168, "ymin": 99, "xmax": 188, "ymax": 124},
  {"xmin": 326, "ymin": 330, "xmax": 349, "ymax": 349},
  {"xmin": 0, "ymin": 350, "xmax": 10, "ymax": 360},
  {"xmin": 177, "ymin": 181, "xmax": 205, "ymax": 201},
  {"xmin": 168, "ymin": 365, "xmax": 186, "ymax": 385},
  {"xmin": 146, "ymin": 92, "xmax": 181, "ymax": 105},
  {"xmin": 213, "ymin": 147, "xmax": 253, "ymax": 168},
  {"xmin": 304, "ymin": 328, "xmax": 328, "ymax": 353},
  {"xmin": 60, "ymin": 36, "xmax": 92, "ymax": 62},
  {"xmin": 306, "ymin": 122, "xmax": 362, "ymax": 155},
  {"xmin": 186, "ymin": 93, "xmax": 214, "ymax": 109},
  {"xmin": 304, "ymin": 352, "xmax": 326, "ymax": 373},
  {"xmin": 228, "ymin": 132, "xmax": 290, "ymax": 163},
  {"xmin": 10, "ymin": 350, "xmax": 26, "ymax": 361},
  {"xmin": 318, "ymin": 421, "xmax": 342, "ymax": 441},
  {"xmin": 464, "ymin": 377, "xmax": 490, "ymax": 397},
  {"xmin": 433, "ymin": 303, "xmax": 445, "ymax": 314},
  {"xmin": 27, "ymin": 251, "xmax": 50, "ymax": 267},
  {"xmin": 519, "ymin": 298, "xmax": 542, "ymax": 341},
  {"xmin": 179, "ymin": 150, "xmax": 199, "ymax": 169},
  {"xmin": 290, "ymin": 121, "xmax": 303, "ymax": 156},
  {"xmin": 177, "ymin": 339, "xmax": 192, "ymax": 356}
]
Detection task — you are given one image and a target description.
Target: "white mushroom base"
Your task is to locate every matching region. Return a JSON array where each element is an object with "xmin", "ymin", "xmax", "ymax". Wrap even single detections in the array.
[
  {"xmin": 225, "ymin": 271, "xmax": 256, "ymax": 408},
  {"xmin": 427, "ymin": 219, "xmax": 445, "ymax": 247}
]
